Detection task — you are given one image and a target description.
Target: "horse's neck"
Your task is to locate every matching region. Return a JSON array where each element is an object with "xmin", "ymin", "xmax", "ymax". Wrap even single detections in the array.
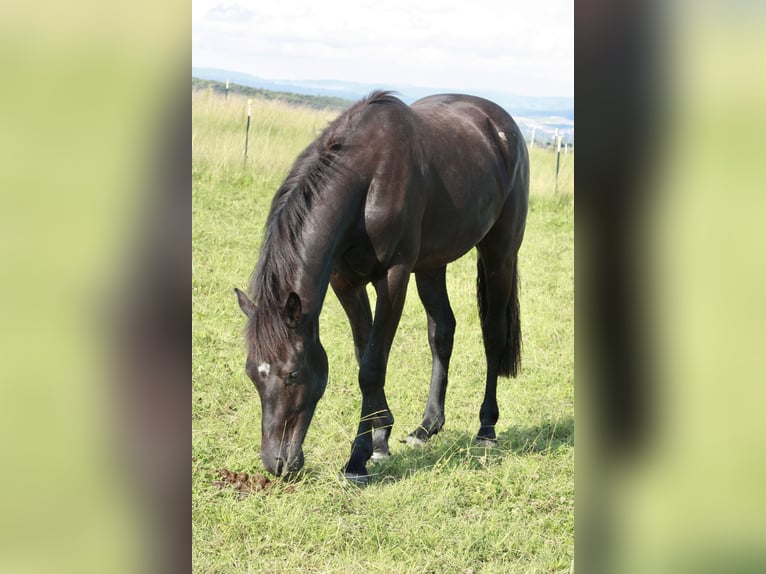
[{"xmin": 291, "ymin": 185, "xmax": 360, "ymax": 317}]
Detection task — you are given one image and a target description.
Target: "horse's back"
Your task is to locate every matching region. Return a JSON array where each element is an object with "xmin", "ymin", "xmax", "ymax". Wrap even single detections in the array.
[
  {"xmin": 407, "ymin": 94, "xmax": 528, "ymax": 270},
  {"xmin": 411, "ymin": 93, "xmax": 526, "ymax": 203},
  {"xmin": 412, "ymin": 93, "xmax": 515, "ymax": 127}
]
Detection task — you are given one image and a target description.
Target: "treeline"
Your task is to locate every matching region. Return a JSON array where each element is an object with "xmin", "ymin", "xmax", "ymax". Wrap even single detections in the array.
[{"xmin": 192, "ymin": 77, "xmax": 354, "ymax": 112}]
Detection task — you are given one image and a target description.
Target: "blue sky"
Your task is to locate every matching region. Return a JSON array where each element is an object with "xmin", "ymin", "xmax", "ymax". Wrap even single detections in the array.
[{"xmin": 193, "ymin": 0, "xmax": 573, "ymax": 98}]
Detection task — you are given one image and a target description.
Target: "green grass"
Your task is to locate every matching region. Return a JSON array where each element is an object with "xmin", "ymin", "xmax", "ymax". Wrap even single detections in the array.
[{"xmin": 193, "ymin": 91, "xmax": 573, "ymax": 573}]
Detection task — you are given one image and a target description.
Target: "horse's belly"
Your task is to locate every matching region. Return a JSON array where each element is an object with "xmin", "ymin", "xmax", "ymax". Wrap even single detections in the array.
[
  {"xmin": 413, "ymin": 223, "xmax": 491, "ymax": 271},
  {"xmin": 413, "ymin": 187, "xmax": 503, "ymax": 271}
]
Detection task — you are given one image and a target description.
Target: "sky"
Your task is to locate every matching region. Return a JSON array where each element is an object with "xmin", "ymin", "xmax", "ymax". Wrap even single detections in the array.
[{"xmin": 192, "ymin": 0, "xmax": 573, "ymax": 98}]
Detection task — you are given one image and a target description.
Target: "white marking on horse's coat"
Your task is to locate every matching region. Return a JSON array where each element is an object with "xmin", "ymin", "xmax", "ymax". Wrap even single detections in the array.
[
  {"xmin": 258, "ymin": 362, "xmax": 271, "ymax": 377},
  {"xmin": 498, "ymin": 131, "xmax": 507, "ymax": 142}
]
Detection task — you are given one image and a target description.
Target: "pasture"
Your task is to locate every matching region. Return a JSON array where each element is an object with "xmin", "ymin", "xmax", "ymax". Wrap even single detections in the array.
[{"xmin": 192, "ymin": 91, "xmax": 573, "ymax": 573}]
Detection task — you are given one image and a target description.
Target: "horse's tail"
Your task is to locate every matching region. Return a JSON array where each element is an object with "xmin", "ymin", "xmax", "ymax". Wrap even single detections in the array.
[{"xmin": 477, "ymin": 256, "xmax": 522, "ymax": 378}]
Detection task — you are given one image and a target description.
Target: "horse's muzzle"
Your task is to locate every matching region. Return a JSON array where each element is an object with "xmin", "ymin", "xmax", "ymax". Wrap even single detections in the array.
[{"xmin": 261, "ymin": 446, "xmax": 304, "ymax": 478}]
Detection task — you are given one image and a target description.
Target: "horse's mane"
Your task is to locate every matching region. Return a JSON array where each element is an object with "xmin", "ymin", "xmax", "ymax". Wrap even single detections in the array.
[{"xmin": 244, "ymin": 91, "xmax": 401, "ymax": 359}]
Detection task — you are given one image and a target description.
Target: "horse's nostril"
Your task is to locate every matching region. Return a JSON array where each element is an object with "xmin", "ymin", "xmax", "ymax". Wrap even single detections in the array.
[
  {"xmin": 261, "ymin": 452, "xmax": 285, "ymax": 477},
  {"xmin": 262, "ymin": 447, "xmax": 303, "ymax": 477}
]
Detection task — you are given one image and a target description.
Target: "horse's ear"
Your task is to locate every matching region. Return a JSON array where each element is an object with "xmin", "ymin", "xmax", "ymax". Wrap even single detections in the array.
[
  {"xmin": 235, "ymin": 288, "xmax": 256, "ymax": 318},
  {"xmin": 284, "ymin": 292, "xmax": 302, "ymax": 327}
]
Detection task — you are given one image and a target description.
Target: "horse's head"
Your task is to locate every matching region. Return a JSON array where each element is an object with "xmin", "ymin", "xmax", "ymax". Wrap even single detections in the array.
[{"xmin": 235, "ymin": 288, "xmax": 328, "ymax": 478}]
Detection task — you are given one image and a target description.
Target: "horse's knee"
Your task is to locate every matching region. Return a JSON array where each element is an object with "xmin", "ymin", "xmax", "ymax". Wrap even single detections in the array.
[{"xmin": 358, "ymin": 362, "xmax": 385, "ymax": 392}]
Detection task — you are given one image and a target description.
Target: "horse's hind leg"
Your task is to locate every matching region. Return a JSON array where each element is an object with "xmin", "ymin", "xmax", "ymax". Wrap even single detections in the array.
[
  {"xmin": 475, "ymin": 239, "xmax": 522, "ymax": 446},
  {"xmin": 404, "ymin": 267, "xmax": 456, "ymax": 445}
]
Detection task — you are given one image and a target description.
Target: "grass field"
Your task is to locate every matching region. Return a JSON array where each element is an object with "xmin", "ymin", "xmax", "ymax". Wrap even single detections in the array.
[{"xmin": 192, "ymin": 91, "xmax": 573, "ymax": 573}]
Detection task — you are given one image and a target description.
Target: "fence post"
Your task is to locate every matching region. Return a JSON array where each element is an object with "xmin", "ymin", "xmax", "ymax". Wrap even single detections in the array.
[
  {"xmin": 530, "ymin": 126, "xmax": 536, "ymax": 149},
  {"xmin": 225, "ymin": 79, "xmax": 230, "ymax": 100},
  {"xmin": 554, "ymin": 130, "xmax": 562, "ymax": 194},
  {"xmin": 243, "ymin": 99, "xmax": 252, "ymax": 165}
]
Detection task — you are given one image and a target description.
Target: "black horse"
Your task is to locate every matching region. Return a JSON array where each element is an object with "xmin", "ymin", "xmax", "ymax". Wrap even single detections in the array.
[{"xmin": 236, "ymin": 91, "xmax": 529, "ymax": 484}]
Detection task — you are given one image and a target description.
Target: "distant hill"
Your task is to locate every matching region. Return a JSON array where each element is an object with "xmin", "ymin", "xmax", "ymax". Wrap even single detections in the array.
[
  {"xmin": 193, "ymin": 67, "xmax": 572, "ymax": 118},
  {"xmin": 192, "ymin": 77, "xmax": 354, "ymax": 112},
  {"xmin": 192, "ymin": 68, "xmax": 573, "ymax": 145}
]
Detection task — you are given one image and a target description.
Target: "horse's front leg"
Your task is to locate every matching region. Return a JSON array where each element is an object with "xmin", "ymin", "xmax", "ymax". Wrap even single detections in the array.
[
  {"xmin": 330, "ymin": 273, "xmax": 372, "ymax": 366},
  {"xmin": 343, "ymin": 264, "xmax": 410, "ymax": 485}
]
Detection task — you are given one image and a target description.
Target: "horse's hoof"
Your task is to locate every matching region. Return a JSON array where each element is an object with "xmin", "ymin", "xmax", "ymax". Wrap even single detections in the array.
[
  {"xmin": 401, "ymin": 433, "xmax": 426, "ymax": 447},
  {"xmin": 370, "ymin": 450, "xmax": 390, "ymax": 462},
  {"xmin": 341, "ymin": 471, "xmax": 370, "ymax": 486},
  {"xmin": 474, "ymin": 436, "xmax": 498, "ymax": 448}
]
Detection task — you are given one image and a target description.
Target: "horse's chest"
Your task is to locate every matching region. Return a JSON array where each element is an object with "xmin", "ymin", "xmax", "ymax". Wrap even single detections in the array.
[{"xmin": 334, "ymin": 240, "xmax": 382, "ymax": 283}]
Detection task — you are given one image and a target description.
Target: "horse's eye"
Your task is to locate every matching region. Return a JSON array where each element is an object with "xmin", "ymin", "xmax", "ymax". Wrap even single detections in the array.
[{"xmin": 287, "ymin": 369, "xmax": 300, "ymax": 382}]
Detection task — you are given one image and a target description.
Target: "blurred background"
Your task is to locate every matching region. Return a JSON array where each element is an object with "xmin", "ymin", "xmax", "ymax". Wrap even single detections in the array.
[
  {"xmin": 0, "ymin": 1, "xmax": 188, "ymax": 573},
  {"xmin": 576, "ymin": 0, "xmax": 766, "ymax": 572},
  {"xmin": 0, "ymin": 0, "xmax": 764, "ymax": 573}
]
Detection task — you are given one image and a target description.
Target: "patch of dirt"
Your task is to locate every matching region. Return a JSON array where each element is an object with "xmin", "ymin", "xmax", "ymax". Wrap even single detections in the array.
[{"xmin": 213, "ymin": 468, "xmax": 294, "ymax": 497}]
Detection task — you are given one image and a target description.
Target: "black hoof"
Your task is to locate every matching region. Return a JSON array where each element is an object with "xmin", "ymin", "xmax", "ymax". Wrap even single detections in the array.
[{"xmin": 341, "ymin": 471, "xmax": 370, "ymax": 486}]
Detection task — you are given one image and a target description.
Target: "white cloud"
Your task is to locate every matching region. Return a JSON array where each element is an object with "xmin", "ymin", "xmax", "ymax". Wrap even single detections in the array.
[
  {"xmin": 192, "ymin": 0, "xmax": 573, "ymax": 96},
  {"xmin": 205, "ymin": 3, "xmax": 254, "ymax": 23}
]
